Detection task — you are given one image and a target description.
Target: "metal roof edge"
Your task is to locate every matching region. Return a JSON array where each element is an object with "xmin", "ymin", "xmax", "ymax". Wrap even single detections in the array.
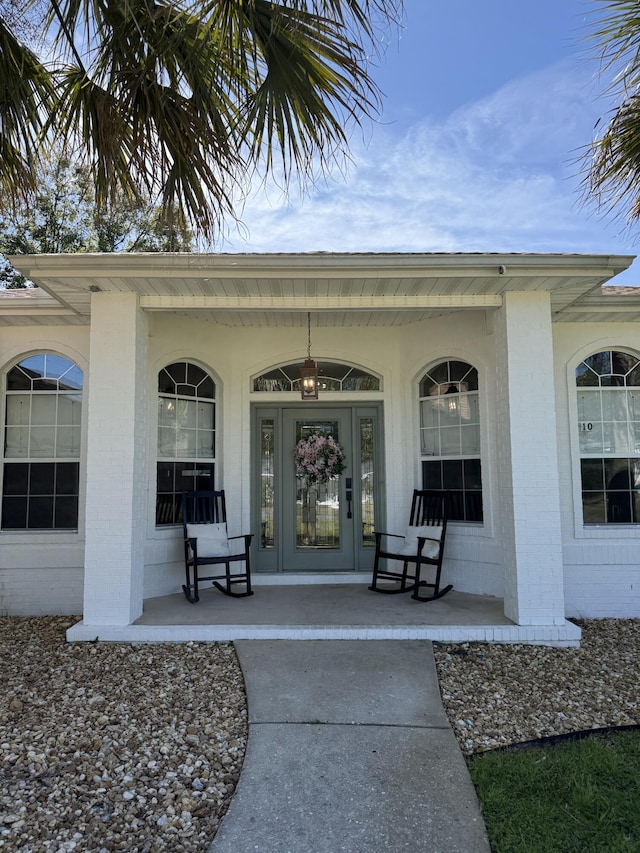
[{"xmin": 8, "ymin": 251, "xmax": 636, "ymax": 279}]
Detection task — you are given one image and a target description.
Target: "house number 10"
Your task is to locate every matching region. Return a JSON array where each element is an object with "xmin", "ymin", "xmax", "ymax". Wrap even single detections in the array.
[{"xmin": 579, "ymin": 422, "xmax": 594, "ymax": 431}]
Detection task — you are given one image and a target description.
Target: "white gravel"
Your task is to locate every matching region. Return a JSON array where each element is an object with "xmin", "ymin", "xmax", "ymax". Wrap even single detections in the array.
[
  {"xmin": 2, "ymin": 616, "xmax": 639, "ymax": 851},
  {"xmin": 1, "ymin": 617, "xmax": 247, "ymax": 853},
  {"xmin": 434, "ymin": 618, "xmax": 640, "ymax": 755}
]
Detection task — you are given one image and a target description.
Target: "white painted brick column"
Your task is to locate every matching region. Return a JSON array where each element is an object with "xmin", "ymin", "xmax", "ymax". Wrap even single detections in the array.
[
  {"xmin": 494, "ymin": 292, "xmax": 566, "ymax": 625},
  {"xmin": 82, "ymin": 292, "xmax": 148, "ymax": 625}
]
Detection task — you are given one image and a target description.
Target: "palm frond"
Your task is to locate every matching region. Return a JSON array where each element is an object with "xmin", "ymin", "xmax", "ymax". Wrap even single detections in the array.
[
  {"xmin": 582, "ymin": 1, "xmax": 640, "ymax": 224},
  {"xmin": 1, "ymin": 0, "xmax": 402, "ymax": 239},
  {"xmin": 213, "ymin": 0, "xmax": 380, "ymax": 182},
  {"xmin": 587, "ymin": 94, "xmax": 640, "ymax": 220},
  {"xmin": 0, "ymin": 17, "xmax": 55, "ymax": 206}
]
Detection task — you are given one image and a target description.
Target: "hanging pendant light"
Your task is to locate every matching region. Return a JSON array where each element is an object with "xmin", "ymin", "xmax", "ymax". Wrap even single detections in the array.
[{"xmin": 300, "ymin": 312, "xmax": 319, "ymax": 399}]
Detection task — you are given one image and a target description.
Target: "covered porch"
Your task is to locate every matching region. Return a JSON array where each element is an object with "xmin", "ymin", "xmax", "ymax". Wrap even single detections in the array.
[
  {"xmin": 65, "ymin": 580, "xmax": 582, "ymax": 646},
  {"xmin": 7, "ymin": 251, "xmax": 635, "ymax": 640}
]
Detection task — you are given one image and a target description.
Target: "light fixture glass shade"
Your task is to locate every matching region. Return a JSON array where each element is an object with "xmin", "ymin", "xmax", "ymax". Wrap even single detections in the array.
[{"xmin": 300, "ymin": 357, "xmax": 319, "ymax": 399}]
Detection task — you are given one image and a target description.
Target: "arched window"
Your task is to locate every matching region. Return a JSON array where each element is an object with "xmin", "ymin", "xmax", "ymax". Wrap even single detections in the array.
[
  {"xmin": 156, "ymin": 361, "xmax": 216, "ymax": 525},
  {"xmin": 418, "ymin": 360, "xmax": 482, "ymax": 522},
  {"xmin": 253, "ymin": 361, "xmax": 380, "ymax": 392},
  {"xmin": 2, "ymin": 353, "xmax": 83, "ymax": 530},
  {"xmin": 576, "ymin": 349, "xmax": 640, "ymax": 524}
]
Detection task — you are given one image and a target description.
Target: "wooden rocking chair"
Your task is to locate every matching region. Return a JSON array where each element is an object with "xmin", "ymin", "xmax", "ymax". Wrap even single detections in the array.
[
  {"xmin": 369, "ymin": 489, "xmax": 452, "ymax": 602},
  {"xmin": 182, "ymin": 490, "xmax": 253, "ymax": 603}
]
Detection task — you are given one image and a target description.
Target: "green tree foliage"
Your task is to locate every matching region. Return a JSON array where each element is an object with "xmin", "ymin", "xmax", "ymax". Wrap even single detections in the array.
[
  {"xmin": 0, "ymin": 154, "xmax": 193, "ymax": 287},
  {"xmin": 0, "ymin": 1, "xmax": 401, "ymax": 240},
  {"xmin": 584, "ymin": 0, "xmax": 640, "ymax": 227}
]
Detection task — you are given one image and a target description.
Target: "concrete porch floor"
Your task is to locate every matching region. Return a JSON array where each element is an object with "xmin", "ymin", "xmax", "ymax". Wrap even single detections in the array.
[{"xmin": 66, "ymin": 581, "xmax": 582, "ymax": 646}]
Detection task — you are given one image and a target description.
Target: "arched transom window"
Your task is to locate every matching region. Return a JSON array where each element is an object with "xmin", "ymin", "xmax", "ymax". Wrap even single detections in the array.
[
  {"xmin": 156, "ymin": 361, "xmax": 216, "ymax": 525},
  {"xmin": 419, "ymin": 360, "xmax": 482, "ymax": 522},
  {"xmin": 2, "ymin": 353, "xmax": 83, "ymax": 530},
  {"xmin": 253, "ymin": 362, "xmax": 380, "ymax": 392},
  {"xmin": 576, "ymin": 349, "xmax": 640, "ymax": 523}
]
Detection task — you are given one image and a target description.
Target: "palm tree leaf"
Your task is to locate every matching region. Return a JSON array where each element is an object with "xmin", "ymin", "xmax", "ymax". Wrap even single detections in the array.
[
  {"xmin": 1, "ymin": 0, "xmax": 402, "ymax": 238},
  {"xmin": 0, "ymin": 18, "xmax": 55, "ymax": 205},
  {"xmin": 211, "ymin": 0, "xmax": 379, "ymax": 180},
  {"xmin": 587, "ymin": 94, "xmax": 640, "ymax": 221}
]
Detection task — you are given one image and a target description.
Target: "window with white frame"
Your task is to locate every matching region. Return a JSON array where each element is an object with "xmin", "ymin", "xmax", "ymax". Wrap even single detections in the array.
[
  {"xmin": 576, "ymin": 349, "xmax": 640, "ymax": 524},
  {"xmin": 156, "ymin": 361, "xmax": 216, "ymax": 525},
  {"xmin": 419, "ymin": 360, "xmax": 483, "ymax": 522},
  {"xmin": 2, "ymin": 354, "xmax": 82, "ymax": 530}
]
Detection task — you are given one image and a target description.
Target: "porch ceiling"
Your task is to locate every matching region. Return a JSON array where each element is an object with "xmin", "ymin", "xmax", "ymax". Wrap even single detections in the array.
[{"xmin": 3, "ymin": 251, "xmax": 636, "ymax": 327}]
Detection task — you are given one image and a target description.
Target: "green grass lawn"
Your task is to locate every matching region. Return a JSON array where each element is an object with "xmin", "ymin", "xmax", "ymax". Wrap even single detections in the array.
[{"xmin": 469, "ymin": 730, "xmax": 640, "ymax": 853}]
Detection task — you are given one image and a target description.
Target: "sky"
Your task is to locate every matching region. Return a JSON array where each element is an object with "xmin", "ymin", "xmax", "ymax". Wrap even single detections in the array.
[{"xmin": 216, "ymin": 0, "xmax": 640, "ymax": 285}]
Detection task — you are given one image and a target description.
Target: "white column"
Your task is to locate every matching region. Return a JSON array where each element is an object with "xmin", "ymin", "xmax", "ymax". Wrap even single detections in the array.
[
  {"xmin": 494, "ymin": 291, "xmax": 566, "ymax": 625},
  {"xmin": 82, "ymin": 292, "xmax": 148, "ymax": 625}
]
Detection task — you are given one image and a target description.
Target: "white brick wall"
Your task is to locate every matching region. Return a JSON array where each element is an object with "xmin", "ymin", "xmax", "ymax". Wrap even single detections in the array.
[{"xmin": 0, "ymin": 567, "xmax": 83, "ymax": 615}]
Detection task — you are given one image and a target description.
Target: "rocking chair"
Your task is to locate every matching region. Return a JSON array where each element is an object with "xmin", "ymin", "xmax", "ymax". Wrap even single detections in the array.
[
  {"xmin": 369, "ymin": 489, "xmax": 452, "ymax": 602},
  {"xmin": 182, "ymin": 490, "xmax": 253, "ymax": 603}
]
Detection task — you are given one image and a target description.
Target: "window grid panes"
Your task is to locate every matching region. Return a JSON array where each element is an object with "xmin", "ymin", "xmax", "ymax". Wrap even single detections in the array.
[
  {"xmin": 156, "ymin": 362, "xmax": 216, "ymax": 525},
  {"xmin": 2, "ymin": 354, "xmax": 82, "ymax": 530},
  {"xmin": 419, "ymin": 360, "xmax": 483, "ymax": 522},
  {"xmin": 576, "ymin": 350, "xmax": 640, "ymax": 524}
]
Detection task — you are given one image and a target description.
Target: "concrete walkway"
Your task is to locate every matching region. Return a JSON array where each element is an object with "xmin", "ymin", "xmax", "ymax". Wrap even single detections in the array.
[{"xmin": 210, "ymin": 640, "xmax": 490, "ymax": 853}]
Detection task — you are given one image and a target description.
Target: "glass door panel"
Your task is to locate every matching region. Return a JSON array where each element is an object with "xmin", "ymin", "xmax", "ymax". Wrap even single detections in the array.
[
  {"xmin": 360, "ymin": 416, "xmax": 375, "ymax": 548},
  {"xmin": 283, "ymin": 409, "xmax": 353, "ymax": 571},
  {"xmin": 260, "ymin": 419, "xmax": 275, "ymax": 549},
  {"xmin": 295, "ymin": 420, "xmax": 341, "ymax": 549}
]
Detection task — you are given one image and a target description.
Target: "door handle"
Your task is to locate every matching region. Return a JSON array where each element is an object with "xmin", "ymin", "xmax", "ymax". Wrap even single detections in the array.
[{"xmin": 346, "ymin": 477, "xmax": 352, "ymax": 519}]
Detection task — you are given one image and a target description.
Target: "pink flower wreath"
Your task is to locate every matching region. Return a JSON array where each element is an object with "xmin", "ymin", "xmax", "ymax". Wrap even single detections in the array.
[{"xmin": 294, "ymin": 433, "xmax": 346, "ymax": 486}]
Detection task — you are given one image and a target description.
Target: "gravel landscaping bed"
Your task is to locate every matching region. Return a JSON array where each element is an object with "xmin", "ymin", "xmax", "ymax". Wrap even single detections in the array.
[
  {"xmin": 2, "ymin": 616, "xmax": 639, "ymax": 851},
  {"xmin": 1, "ymin": 617, "xmax": 247, "ymax": 853},
  {"xmin": 433, "ymin": 618, "xmax": 640, "ymax": 755}
]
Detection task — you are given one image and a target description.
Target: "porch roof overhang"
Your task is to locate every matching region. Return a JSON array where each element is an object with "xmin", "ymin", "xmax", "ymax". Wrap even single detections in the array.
[{"xmin": 2, "ymin": 251, "xmax": 637, "ymax": 327}]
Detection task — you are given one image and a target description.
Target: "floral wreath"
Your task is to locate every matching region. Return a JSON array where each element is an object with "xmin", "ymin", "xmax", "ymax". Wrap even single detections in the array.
[{"xmin": 294, "ymin": 432, "xmax": 346, "ymax": 486}]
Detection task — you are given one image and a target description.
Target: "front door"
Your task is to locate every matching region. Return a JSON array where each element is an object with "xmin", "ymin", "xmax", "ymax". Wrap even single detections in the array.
[{"xmin": 253, "ymin": 405, "xmax": 381, "ymax": 572}]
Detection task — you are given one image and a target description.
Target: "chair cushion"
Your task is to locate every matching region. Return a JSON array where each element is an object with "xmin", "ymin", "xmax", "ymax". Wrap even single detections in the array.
[
  {"xmin": 186, "ymin": 522, "xmax": 231, "ymax": 557},
  {"xmin": 400, "ymin": 525, "xmax": 443, "ymax": 558}
]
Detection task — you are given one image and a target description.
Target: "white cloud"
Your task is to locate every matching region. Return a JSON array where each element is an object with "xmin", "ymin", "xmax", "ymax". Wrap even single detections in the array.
[{"xmin": 216, "ymin": 59, "xmax": 637, "ymax": 276}]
